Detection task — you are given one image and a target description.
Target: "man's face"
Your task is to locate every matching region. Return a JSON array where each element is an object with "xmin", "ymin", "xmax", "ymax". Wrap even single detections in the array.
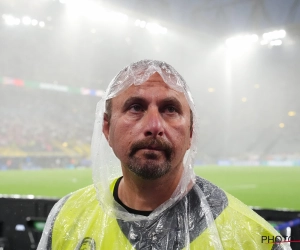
[{"xmin": 103, "ymin": 72, "xmax": 192, "ymax": 180}]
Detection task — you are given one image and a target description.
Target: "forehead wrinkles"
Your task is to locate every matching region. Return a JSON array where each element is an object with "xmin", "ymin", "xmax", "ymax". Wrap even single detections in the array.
[{"xmin": 115, "ymin": 82, "xmax": 188, "ymax": 108}]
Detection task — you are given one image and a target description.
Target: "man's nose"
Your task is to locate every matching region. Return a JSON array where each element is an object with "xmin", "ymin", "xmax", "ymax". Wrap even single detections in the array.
[{"xmin": 144, "ymin": 108, "xmax": 164, "ymax": 137}]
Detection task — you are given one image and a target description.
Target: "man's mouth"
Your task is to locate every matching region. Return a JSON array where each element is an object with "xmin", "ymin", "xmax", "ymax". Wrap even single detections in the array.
[
  {"xmin": 129, "ymin": 138, "xmax": 173, "ymax": 160},
  {"xmin": 142, "ymin": 146, "xmax": 164, "ymax": 151}
]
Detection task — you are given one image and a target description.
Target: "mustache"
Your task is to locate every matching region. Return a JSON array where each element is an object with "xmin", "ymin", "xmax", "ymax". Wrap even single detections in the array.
[{"xmin": 129, "ymin": 138, "xmax": 173, "ymax": 159}]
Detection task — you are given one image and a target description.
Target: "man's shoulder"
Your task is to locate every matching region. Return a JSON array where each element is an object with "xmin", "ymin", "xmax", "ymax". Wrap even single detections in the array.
[
  {"xmin": 190, "ymin": 177, "xmax": 289, "ymax": 249},
  {"xmin": 55, "ymin": 184, "xmax": 98, "ymax": 213},
  {"xmin": 193, "ymin": 176, "xmax": 229, "ymax": 218},
  {"xmin": 224, "ymin": 191, "xmax": 278, "ymax": 231},
  {"xmin": 193, "ymin": 176, "xmax": 277, "ymax": 231},
  {"xmin": 64, "ymin": 184, "xmax": 97, "ymax": 204},
  {"xmin": 54, "ymin": 184, "xmax": 102, "ymax": 228}
]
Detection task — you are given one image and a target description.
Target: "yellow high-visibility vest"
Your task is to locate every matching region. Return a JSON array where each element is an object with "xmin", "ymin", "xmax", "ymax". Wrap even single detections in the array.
[{"xmin": 49, "ymin": 177, "xmax": 285, "ymax": 250}]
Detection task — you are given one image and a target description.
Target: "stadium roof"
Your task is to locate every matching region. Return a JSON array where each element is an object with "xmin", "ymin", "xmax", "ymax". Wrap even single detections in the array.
[{"xmin": 2, "ymin": 0, "xmax": 300, "ymax": 37}]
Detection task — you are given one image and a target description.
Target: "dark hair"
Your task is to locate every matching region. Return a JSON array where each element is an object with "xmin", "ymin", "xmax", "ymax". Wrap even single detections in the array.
[{"xmin": 105, "ymin": 98, "xmax": 113, "ymax": 122}]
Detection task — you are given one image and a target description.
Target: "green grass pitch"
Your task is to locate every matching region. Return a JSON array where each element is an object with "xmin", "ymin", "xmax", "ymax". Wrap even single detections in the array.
[{"xmin": 1, "ymin": 166, "xmax": 299, "ymax": 210}]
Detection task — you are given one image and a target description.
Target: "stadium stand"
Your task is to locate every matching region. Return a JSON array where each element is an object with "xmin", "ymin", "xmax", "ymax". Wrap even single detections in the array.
[
  {"xmin": 0, "ymin": 84, "xmax": 96, "ymax": 169},
  {"xmin": 1, "ymin": 74, "xmax": 300, "ymax": 168}
]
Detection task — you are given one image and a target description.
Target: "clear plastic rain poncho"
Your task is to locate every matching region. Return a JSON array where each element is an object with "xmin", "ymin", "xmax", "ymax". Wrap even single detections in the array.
[{"xmin": 38, "ymin": 60, "xmax": 291, "ymax": 250}]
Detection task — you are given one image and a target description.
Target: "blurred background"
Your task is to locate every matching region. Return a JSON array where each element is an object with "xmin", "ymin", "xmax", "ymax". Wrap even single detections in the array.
[
  {"xmin": 1, "ymin": 0, "xmax": 300, "ymax": 170},
  {"xmin": 1, "ymin": 0, "xmax": 300, "ymax": 249}
]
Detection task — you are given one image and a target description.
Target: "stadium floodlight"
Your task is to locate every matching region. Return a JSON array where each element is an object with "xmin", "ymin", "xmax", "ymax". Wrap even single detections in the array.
[
  {"xmin": 260, "ymin": 40, "xmax": 268, "ymax": 45},
  {"xmin": 261, "ymin": 30, "xmax": 286, "ymax": 46},
  {"xmin": 2, "ymin": 14, "xmax": 14, "ymax": 25},
  {"xmin": 161, "ymin": 27, "xmax": 168, "ymax": 34},
  {"xmin": 31, "ymin": 19, "xmax": 38, "ymax": 26},
  {"xmin": 3, "ymin": 14, "xmax": 44, "ymax": 28},
  {"xmin": 139, "ymin": 20, "xmax": 146, "ymax": 28},
  {"xmin": 263, "ymin": 29, "xmax": 286, "ymax": 41},
  {"xmin": 277, "ymin": 30, "xmax": 286, "ymax": 38},
  {"xmin": 226, "ymin": 34, "xmax": 258, "ymax": 48},
  {"xmin": 269, "ymin": 39, "xmax": 282, "ymax": 46},
  {"xmin": 22, "ymin": 16, "xmax": 32, "ymax": 25},
  {"xmin": 146, "ymin": 22, "xmax": 165, "ymax": 34},
  {"xmin": 39, "ymin": 21, "xmax": 45, "ymax": 28},
  {"xmin": 135, "ymin": 19, "xmax": 167, "ymax": 34},
  {"xmin": 14, "ymin": 18, "xmax": 21, "ymax": 25},
  {"xmin": 225, "ymin": 34, "xmax": 258, "ymax": 56},
  {"xmin": 3, "ymin": 14, "xmax": 19, "ymax": 26},
  {"xmin": 135, "ymin": 19, "xmax": 141, "ymax": 26}
]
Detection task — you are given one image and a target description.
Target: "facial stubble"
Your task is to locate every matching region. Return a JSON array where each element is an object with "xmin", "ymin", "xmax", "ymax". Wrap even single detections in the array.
[{"xmin": 127, "ymin": 138, "xmax": 173, "ymax": 180}]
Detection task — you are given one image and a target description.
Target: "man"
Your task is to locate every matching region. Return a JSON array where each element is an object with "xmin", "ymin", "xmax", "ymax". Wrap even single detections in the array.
[{"xmin": 38, "ymin": 60, "xmax": 290, "ymax": 249}]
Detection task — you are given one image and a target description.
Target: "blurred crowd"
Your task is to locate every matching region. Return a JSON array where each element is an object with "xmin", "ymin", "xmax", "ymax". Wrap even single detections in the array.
[
  {"xmin": 0, "ymin": 85, "xmax": 97, "ymax": 169},
  {"xmin": 1, "ymin": 82, "xmax": 300, "ymax": 169}
]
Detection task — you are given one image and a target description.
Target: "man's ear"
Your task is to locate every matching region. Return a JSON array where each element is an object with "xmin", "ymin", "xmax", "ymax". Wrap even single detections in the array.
[
  {"xmin": 187, "ymin": 125, "xmax": 193, "ymax": 150},
  {"xmin": 187, "ymin": 109, "xmax": 193, "ymax": 149},
  {"xmin": 102, "ymin": 113, "xmax": 110, "ymax": 144}
]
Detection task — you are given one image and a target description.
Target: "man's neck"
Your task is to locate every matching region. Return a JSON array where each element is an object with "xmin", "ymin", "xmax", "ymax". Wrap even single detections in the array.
[{"xmin": 118, "ymin": 165, "xmax": 187, "ymax": 212}]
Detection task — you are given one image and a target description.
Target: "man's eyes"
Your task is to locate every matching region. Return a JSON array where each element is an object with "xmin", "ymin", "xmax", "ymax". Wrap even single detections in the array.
[
  {"xmin": 164, "ymin": 106, "xmax": 177, "ymax": 113},
  {"xmin": 128, "ymin": 104, "xmax": 179, "ymax": 114},
  {"xmin": 129, "ymin": 104, "xmax": 144, "ymax": 112}
]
